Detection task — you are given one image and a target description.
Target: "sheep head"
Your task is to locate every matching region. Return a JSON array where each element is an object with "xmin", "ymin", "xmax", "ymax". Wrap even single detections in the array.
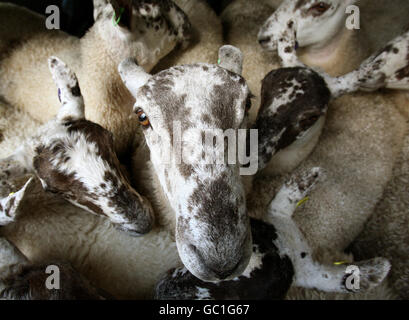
[
  {"xmin": 93, "ymin": 0, "xmax": 192, "ymax": 71},
  {"xmin": 258, "ymin": 0, "xmax": 358, "ymax": 66},
  {"xmin": 119, "ymin": 46, "xmax": 254, "ymax": 282},
  {"xmin": 0, "ymin": 57, "xmax": 154, "ymax": 237}
]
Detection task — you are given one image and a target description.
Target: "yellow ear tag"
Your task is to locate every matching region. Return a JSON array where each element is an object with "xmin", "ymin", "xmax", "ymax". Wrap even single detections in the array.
[
  {"xmin": 217, "ymin": 59, "xmax": 221, "ymax": 64},
  {"xmin": 9, "ymin": 192, "xmax": 15, "ymax": 197},
  {"xmin": 333, "ymin": 261, "xmax": 349, "ymax": 266},
  {"xmin": 296, "ymin": 197, "xmax": 309, "ymax": 208}
]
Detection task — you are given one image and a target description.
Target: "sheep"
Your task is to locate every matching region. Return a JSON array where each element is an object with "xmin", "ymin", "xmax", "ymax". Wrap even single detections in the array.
[
  {"xmin": 152, "ymin": 0, "xmax": 223, "ymax": 72},
  {"xmin": 1, "ymin": 56, "xmax": 155, "ymax": 235},
  {"xmin": 0, "ymin": 169, "xmax": 390, "ymax": 300},
  {"xmin": 0, "ymin": 45, "xmax": 360, "ymax": 299},
  {"xmin": 1, "ymin": 47, "xmax": 393, "ymax": 299},
  {"xmin": 0, "ymin": 0, "xmax": 191, "ymax": 156},
  {"xmin": 155, "ymin": 167, "xmax": 391, "ymax": 300},
  {"xmin": 253, "ymin": 0, "xmax": 409, "ymax": 299},
  {"xmin": 0, "ymin": 54, "xmax": 180, "ymax": 299},
  {"xmin": 255, "ymin": 2, "xmax": 406, "ymax": 255},
  {"xmin": 258, "ymin": 0, "xmax": 409, "ymax": 76},
  {"xmin": 1, "ymin": 47, "xmax": 252, "ymax": 297}
]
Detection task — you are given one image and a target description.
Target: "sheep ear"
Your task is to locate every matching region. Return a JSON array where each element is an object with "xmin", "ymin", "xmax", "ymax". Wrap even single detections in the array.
[
  {"xmin": 93, "ymin": 0, "xmax": 133, "ymax": 30},
  {"xmin": 0, "ymin": 177, "xmax": 35, "ymax": 226},
  {"xmin": 93, "ymin": 0, "xmax": 109, "ymax": 20},
  {"xmin": 48, "ymin": 56, "xmax": 85, "ymax": 123},
  {"xmin": 118, "ymin": 58, "xmax": 152, "ymax": 97},
  {"xmin": 218, "ymin": 45, "xmax": 243, "ymax": 75}
]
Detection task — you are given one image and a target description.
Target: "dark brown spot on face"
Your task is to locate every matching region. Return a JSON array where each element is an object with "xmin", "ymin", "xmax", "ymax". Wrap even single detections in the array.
[
  {"xmin": 381, "ymin": 44, "xmax": 393, "ymax": 54},
  {"xmin": 178, "ymin": 163, "xmax": 194, "ymax": 180},
  {"xmin": 201, "ymin": 114, "xmax": 212, "ymax": 125},
  {"xmin": 284, "ymin": 46, "xmax": 293, "ymax": 53},
  {"xmin": 34, "ymin": 145, "xmax": 89, "ymax": 197},
  {"xmin": 295, "ymin": 0, "xmax": 307, "ymax": 11},
  {"xmin": 66, "ymin": 120, "xmax": 117, "ymax": 165},
  {"xmin": 188, "ymin": 175, "xmax": 242, "ymax": 233},
  {"xmin": 210, "ymin": 68, "xmax": 246, "ymax": 130},
  {"xmin": 143, "ymin": 70, "xmax": 191, "ymax": 143},
  {"xmin": 395, "ymin": 65, "xmax": 409, "ymax": 80},
  {"xmin": 71, "ymin": 84, "xmax": 81, "ymax": 97}
]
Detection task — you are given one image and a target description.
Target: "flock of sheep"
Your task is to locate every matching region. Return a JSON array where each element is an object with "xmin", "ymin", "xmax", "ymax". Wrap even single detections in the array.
[{"xmin": 0, "ymin": 0, "xmax": 408, "ymax": 300}]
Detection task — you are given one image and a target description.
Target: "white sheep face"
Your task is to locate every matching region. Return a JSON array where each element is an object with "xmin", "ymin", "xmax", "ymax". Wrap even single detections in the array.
[
  {"xmin": 93, "ymin": 0, "xmax": 191, "ymax": 70},
  {"xmin": 258, "ymin": 0, "xmax": 357, "ymax": 53}
]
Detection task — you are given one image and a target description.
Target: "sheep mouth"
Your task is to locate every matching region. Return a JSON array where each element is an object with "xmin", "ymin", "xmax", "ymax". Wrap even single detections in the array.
[{"xmin": 114, "ymin": 224, "xmax": 144, "ymax": 237}]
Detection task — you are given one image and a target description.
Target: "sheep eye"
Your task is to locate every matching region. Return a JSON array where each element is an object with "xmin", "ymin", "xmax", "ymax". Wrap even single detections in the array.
[
  {"xmin": 245, "ymin": 97, "xmax": 252, "ymax": 112},
  {"xmin": 309, "ymin": 2, "xmax": 330, "ymax": 16},
  {"xmin": 245, "ymin": 94, "xmax": 255, "ymax": 113},
  {"xmin": 135, "ymin": 108, "xmax": 150, "ymax": 127},
  {"xmin": 299, "ymin": 115, "xmax": 320, "ymax": 129}
]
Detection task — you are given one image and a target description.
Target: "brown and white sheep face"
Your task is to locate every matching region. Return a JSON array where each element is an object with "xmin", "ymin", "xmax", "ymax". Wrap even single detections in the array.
[
  {"xmin": 256, "ymin": 67, "xmax": 331, "ymax": 171},
  {"xmin": 0, "ymin": 57, "xmax": 154, "ymax": 237},
  {"xmin": 93, "ymin": 0, "xmax": 191, "ymax": 70},
  {"xmin": 119, "ymin": 56, "xmax": 253, "ymax": 282},
  {"xmin": 258, "ymin": 0, "xmax": 357, "ymax": 64},
  {"xmin": 32, "ymin": 119, "xmax": 154, "ymax": 236}
]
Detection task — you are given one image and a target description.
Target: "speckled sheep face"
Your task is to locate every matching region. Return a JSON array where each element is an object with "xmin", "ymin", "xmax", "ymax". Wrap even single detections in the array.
[
  {"xmin": 0, "ymin": 57, "xmax": 154, "ymax": 237},
  {"xmin": 120, "ymin": 60, "xmax": 253, "ymax": 282},
  {"xmin": 94, "ymin": 0, "xmax": 191, "ymax": 69},
  {"xmin": 255, "ymin": 67, "xmax": 331, "ymax": 169},
  {"xmin": 258, "ymin": 0, "xmax": 357, "ymax": 54},
  {"xmin": 32, "ymin": 119, "xmax": 154, "ymax": 236}
]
